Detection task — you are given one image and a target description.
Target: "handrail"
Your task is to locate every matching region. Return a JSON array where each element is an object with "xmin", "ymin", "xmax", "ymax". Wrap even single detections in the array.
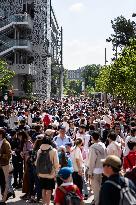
[
  {"xmin": 0, "ymin": 14, "xmax": 33, "ymax": 29},
  {"xmin": 0, "ymin": 39, "xmax": 32, "ymax": 53}
]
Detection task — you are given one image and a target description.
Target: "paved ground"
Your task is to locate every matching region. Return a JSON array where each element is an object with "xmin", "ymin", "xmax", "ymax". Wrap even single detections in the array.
[{"xmin": 7, "ymin": 189, "xmax": 94, "ymax": 204}]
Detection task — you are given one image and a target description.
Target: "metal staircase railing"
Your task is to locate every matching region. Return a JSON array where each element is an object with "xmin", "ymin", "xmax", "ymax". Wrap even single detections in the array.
[
  {"xmin": 0, "ymin": 14, "xmax": 33, "ymax": 30},
  {"xmin": 0, "ymin": 39, "xmax": 32, "ymax": 55}
]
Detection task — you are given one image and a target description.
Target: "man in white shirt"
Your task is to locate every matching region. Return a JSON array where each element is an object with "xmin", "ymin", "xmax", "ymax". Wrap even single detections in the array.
[
  {"xmin": 53, "ymin": 125, "xmax": 72, "ymax": 148},
  {"xmin": 88, "ymin": 131, "xmax": 107, "ymax": 205}
]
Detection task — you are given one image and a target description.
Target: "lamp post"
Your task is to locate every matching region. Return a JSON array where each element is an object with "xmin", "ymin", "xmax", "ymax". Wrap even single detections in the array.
[
  {"xmin": 132, "ymin": 13, "xmax": 136, "ymax": 17},
  {"xmin": 104, "ymin": 48, "xmax": 108, "ymax": 107}
]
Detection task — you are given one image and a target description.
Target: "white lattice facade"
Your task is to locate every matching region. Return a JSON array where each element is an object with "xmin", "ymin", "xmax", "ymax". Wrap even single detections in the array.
[{"xmin": 0, "ymin": 0, "xmax": 63, "ymax": 100}]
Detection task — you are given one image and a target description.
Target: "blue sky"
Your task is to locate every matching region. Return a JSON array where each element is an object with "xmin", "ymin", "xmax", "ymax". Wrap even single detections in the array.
[{"xmin": 53, "ymin": 0, "xmax": 136, "ymax": 69}]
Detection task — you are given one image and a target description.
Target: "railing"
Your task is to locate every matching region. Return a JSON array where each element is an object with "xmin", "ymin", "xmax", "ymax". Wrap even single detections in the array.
[
  {"xmin": 0, "ymin": 39, "xmax": 32, "ymax": 54},
  {"xmin": 8, "ymin": 64, "xmax": 35, "ymax": 75},
  {"xmin": 0, "ymin": 14, "xmax": 33, "ymax": 29}
]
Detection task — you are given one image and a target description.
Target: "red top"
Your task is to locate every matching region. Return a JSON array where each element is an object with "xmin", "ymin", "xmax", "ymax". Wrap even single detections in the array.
[
  {"xmin": 123, "ymin": 151, "xmax": 136, "ymax": 170},
  {"xmin": 54, "ymin": 184, "xmax": 83, "ymax": 205},
  {"xmin": 43, "ymin": 114, "xmax": 51, "ymax": 126}
]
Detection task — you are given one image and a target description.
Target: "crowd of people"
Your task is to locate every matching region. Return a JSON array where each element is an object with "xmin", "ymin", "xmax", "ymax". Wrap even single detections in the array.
[{"xmin": 0, "ymin": 97, "xmax": 136, "ymax": 205}]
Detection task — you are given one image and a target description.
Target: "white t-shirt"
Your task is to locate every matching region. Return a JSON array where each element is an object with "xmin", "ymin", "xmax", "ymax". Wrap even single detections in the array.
[
  {"xmin": 107, "ymin": 141, "xmax": 122, "ymax": 157},
  {"xmin": 71, "ymin": 147, "xmax": 83, "ymax": 172},
  {"xmin": 9, "ymin": 115, "xmax": 18, "ymax": 129}
]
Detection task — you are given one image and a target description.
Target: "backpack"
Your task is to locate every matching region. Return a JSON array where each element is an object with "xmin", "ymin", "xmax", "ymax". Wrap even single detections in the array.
[
  {"xmin": 59, "ymin": 185, "xmax": 84, "ymax": 205},
  {"xmin": 36, "ymin": 148, "xmax": 53, "ymax": 174},
  {"xmin": 125, "ymin": 168, "xmax": 136, "ymax": 186},
  {"xmin": 106, "ymin": 178, "xmax": 136, "ymax": 205}
]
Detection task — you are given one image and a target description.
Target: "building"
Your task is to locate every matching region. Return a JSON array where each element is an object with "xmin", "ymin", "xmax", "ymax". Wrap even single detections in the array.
[
  {"xmin": 67, "ymin": 67, "xmax": 85, "ymax": 80},
  {"xmin": 0, "ymin": 0, "xmax": 63, "ymax": 100}
]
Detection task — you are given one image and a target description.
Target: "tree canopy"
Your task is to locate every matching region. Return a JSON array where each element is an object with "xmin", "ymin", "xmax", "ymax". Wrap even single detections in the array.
[
  {"xmin": 82, "ymin": 64, "xmax": 101, "ymax": 89},
  {"xmin": 0, "ymin": 60, "xmax": 15, "ymax": 88},
  {"xmin": 96, "ymin": 38, "xmax": 136, "ymax": 105},
  {"xmin": 64, "ymin": 79, "xmax": 82, "ymax": 96},
  {"xmin": 106, "ymin": 16, "xmax": 136, "ymax": 60}
]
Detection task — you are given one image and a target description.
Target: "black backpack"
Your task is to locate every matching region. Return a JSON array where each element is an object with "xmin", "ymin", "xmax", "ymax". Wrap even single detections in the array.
[
  {"xmin": 36, "ymin": 147, "xmax": 53, "ymax": 174},
  {"xmin": 106, "ymin": 178, "xmax": 136, "ymax": 205},
  {"xmin": 59, "ymin": 185, "xmax": 84, "ymax": 205}
]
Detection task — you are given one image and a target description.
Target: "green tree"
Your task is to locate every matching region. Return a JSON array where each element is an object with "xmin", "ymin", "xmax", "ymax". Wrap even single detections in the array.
[
  {"xmin": 107, "ymin": 16, "xmax": 136, "ymax": 48},
  {"xmin": 64, "ymin": 80, "xmax": 82, "ymax": 96},
  {"xmin": 82, "ymin": 64, "xmax": 101, "ymax": 90},
  {"xmin": 96, "ymin": 38, "xmax": 136, "ymax": 105},
  {"xmin": 106, "ymin": 16, "xmax": 136, "ymax": 60},
  {"xmin": 0, "ymin": 60, "xmax": 15, "ymax": 88}
]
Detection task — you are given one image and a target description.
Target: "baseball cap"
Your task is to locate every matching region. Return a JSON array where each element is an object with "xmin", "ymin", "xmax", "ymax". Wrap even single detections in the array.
[
  {"xmin": 101, "ymin": 155, "xmax": 122, "ymax": 170},
  {"xmin": 58, "ymin": 167, "xmax": 73, "ymax": 180},
  {"xmin": 59, "ymin": 125, "xmax": 66, "ymax": 130}
]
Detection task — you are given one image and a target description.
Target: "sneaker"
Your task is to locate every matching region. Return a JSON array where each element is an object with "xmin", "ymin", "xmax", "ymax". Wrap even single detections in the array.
[
  {"xmin": 6, "ymin": 191, "xmax": 15, "ymax": 200},
  {"xmin": 27, "ymin": 198, "xmax": 37, "ymax": 203},
  {"xmin": 84, "ymin": 194, "xmax": 88, "ymax": 200},
  {"xmin": 16, "ymin": 183, "xmax": 22, "ymax": 189},
  {"xmin": 20, "ymin": 194, "xmax": 29, "ymax": 200},
  {"xmin": 12, "ymin": 183, "xmax": 18, "ymax": 188}
]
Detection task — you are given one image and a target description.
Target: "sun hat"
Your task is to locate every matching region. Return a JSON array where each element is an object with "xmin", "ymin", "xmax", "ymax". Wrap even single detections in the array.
[{"xmin": 101, "ymin": 155, "xmax": 122, "ymax": 170}]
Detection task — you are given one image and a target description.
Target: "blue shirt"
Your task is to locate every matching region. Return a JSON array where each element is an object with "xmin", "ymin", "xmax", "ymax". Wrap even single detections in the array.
[{"xmin": 53, "ymin": 135, "xmax": 72, "ymax": 148}]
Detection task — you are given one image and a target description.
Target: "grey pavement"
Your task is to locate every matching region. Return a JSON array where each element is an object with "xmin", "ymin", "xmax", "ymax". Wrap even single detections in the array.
[{"xmin": 7, "ymin": 189, "xmax": 94, "ymax": 205}]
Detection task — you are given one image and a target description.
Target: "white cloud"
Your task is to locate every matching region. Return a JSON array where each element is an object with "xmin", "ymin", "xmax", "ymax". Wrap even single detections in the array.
[
  {"xmin": 69, "ymin": 3, "xmax": 84, "ymax": 12},
  {"xmin": 63, "ymin": 40, "xmax": 113, "ymax": 69}
]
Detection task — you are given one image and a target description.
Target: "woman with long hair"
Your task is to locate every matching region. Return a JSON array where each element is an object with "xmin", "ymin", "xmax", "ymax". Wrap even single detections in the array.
[{"xmin": 71, "ymin": 138, "xmax": 84, "ymax": 193}]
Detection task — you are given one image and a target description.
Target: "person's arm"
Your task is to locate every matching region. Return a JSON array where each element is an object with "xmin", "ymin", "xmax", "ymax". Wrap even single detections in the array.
[
  {"xmin": 88, "ymin": 147, "xmax": 97, "ymax": 178},
  {"xmin": 75, "ymin": 148, "xmax": 83, "ymax": 175},
  {"xmin": 75, "ymin": 158, "xmax": 82, "ymax": 175},
  {"xmin": 53, "ymin": 149, "xmax": 60, "ymax": 172}
]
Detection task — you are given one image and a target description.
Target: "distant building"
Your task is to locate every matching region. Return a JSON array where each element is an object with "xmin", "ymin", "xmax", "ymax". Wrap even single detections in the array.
[{"xmin": 67, "ymin": 67, "xmax": 85, "ymax": 80}]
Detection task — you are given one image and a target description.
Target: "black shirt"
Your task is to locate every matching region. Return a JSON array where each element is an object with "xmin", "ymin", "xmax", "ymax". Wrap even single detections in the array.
[{"xmin": 99, "ymin": 174, "xmax": 136, "ymax": 205}]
